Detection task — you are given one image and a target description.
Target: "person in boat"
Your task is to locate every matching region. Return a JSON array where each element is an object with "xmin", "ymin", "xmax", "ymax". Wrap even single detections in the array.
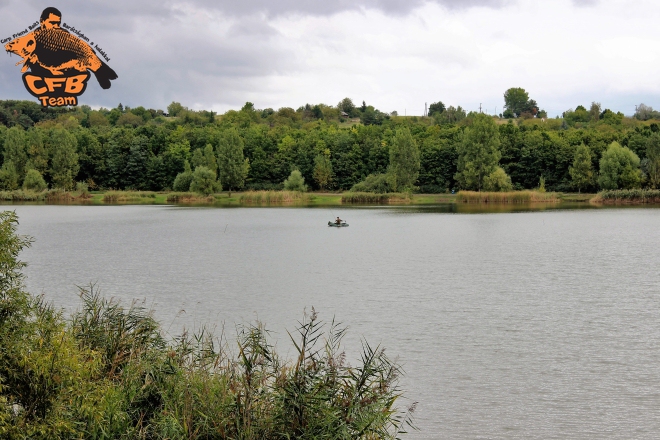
[{"xmin": 335, "ymin": 217, "xmax": 342, "ymax": 225}]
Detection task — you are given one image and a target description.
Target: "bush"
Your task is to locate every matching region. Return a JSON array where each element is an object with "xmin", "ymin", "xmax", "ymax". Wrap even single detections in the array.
[
  {"xmin": 350, "ymin": 173, "xmax": 393, "ymax": 193},
  {"xmin": 173, "ymin": 160, "xmax": 194, "ymax": 192},
  {"xmin": 76, "ymin": 181, "xmax": 89, "ymax": 195},
  {"xmin": 598, "ymin": 142, "xmax": 642, "ymax": 189},
  {"xmin": 283, "ymin": 169, "xmax": 307, "ymax": 191},
  {"xmin": 189, "ymin": 166, "xmax": 221, "ymax": 195},
  {"xmin": 22, "ymin": 169, "xmax": 48, "ymax": 192},
  {"xmin": 483, "ymin": 167, "xmax": 513, "ymax": 192}
]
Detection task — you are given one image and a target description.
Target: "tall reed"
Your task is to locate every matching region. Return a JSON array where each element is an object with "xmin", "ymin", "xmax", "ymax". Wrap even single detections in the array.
[
  {"xmin": 0, "ymin": 190, "xmax": 47, "ymax": 201},
  {"xmin": 594, "ymin": 189, "xmax": 660, "ymax": 204},
  {"xmin": 240, "ymin": 190, "xmax": 311, "ymax": 204},
  {"xmin": 102, "ymin": 191, "xmax": 157, "ymax": 203},
  {"xmin": 456, "ymin": 190, "xmax": 560, "ymax": 204},
  {"xmin": 166, "ymin": 192, "xmax": 215, "ymax": 203},
  {"xmin": 341, "ymin": 192, "xmax": 412, "ymax": 204}
]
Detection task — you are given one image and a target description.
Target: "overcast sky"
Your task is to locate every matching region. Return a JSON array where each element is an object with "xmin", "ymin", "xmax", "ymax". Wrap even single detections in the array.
[{"xmin": 1, "ymin": 0, "xmax": 658, "ymax": 116}]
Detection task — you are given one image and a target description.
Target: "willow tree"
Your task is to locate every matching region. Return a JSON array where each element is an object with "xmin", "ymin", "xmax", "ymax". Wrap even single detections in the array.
[{"xmin": 217, "ymin": 129, "xmax": 249, "ymax": 197}]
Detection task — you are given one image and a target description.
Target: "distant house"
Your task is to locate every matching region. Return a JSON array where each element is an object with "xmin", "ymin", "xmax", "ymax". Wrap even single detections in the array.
[{"xmin": 340, "ymin": 111, "xmax": 349, "ymax": 118}]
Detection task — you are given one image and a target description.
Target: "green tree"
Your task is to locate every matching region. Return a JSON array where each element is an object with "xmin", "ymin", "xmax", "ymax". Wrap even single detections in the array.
[
  {"xmin": 569, "ymin": 143, "xmax": 593, "ymax": 193},
  {"xmin": 428, "ymin": 101, "xmax": 445, "ymax": 116},
  {"xmin": 203, "ymin": 144, "xmax": 218, "ymax": 174},
  {"xmin": 173, "ymin": 160, "xmax": 194, "ymax": 192},
  {"xmin": 25, "ymin": 128, "xmax": 48, "ymax": 175},
  {"xmin": 217, "ymin": 128, "xmax": 249, "ymax": 197},
  {"xmin": 455, "ymin": 114, "xmax": 501, "ymax": 191},
  {"xmin": 49, "ymin": 129, "xmax": 79, "ymax": 190},
  {"xmin": 22, "ymin": 169, "xmax": 47, "ymax": 192},
  {"xmin": 167, "ymin": 101, "xmax": 185, "ymax": 117},
  {"xmin": 646, "ymin": 134, "xmax": 660, "ymax": 188},
  {"xmin": 388, "ymin": 127, "xmax": 420, "ymax": 191},
  {"xmin": 503, "ymin": 87, "xmax": 530, "ymax": 118},
  {"xmin": 337, "ymin": 97, "xmax": 356, "ymax": 117},
  {"xmin": 283, "ymin": 169, "xmax": 307, "ymax": 191},
  {"xmin": 483, "ymin": 167, "xmax": 512, "ymax": 191},
  {"xmin": 598, "ymin": 142, "xmax": 642, "ymax": 190},
  {"xmin": 190, "ymin": 166, "xmax": 220, "ymax": 195},
  {"xmin": 313, "ymin": 152, "xmax": 333, "ymax": 191},
  {"xmin": 0, "ymin": 161, "xmax": 19, "ymax": 190},
  {"xmin": 3, "ymin": 127, "xmax": 28, "ymax": 182}
]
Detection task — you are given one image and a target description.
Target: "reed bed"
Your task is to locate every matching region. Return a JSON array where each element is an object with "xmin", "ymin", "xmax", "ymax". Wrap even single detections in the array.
[
  {"xmin": 0, "ymin": 190, "xmax": 47, "ymax": 201},
  {"xmin": 0, "ymin": 210, "xmax": 415, "ymax": 439},
  {"xmin": 594, "ymin": 189, "xmax": 660, "ymax": 204},
  {"xmin": 102, "ymin": 191, "xmax": 158, "ymax": 203},
  {"xmin": 239, "ymin": 190, "xmax": 311, "ymax": 204},
  {"xmin": 166, "ymin": 192, "xmax": 215, "ymax": 203},
  {"xmin": 341, "ymin": 192, "xmax": 412, "ymax": 204},
  {"xmin": 456, "ymin": 190, "xmax": 560, "ymax": 204}
]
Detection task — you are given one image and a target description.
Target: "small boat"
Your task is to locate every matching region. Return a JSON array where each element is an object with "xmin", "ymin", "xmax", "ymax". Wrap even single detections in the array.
[{"xmin": 328, "ymin": 221, "xmax": 349, "ymax": 227}]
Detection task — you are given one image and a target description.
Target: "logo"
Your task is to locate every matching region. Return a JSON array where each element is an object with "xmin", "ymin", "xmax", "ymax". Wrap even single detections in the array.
[{"xmin": 3, "ymin": 7, "xmax": 117, "ymax": 107}]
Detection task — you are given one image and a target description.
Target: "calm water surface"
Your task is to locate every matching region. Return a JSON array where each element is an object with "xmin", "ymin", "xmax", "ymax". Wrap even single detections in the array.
[{"xmin": 11, "ymin": 205, "xmax": 660, "ymax": 439}]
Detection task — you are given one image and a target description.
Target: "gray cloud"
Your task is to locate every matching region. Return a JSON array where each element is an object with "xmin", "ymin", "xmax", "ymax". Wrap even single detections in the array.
[
  {"xmin": 572, "ymin": 0, "xmax": 599, "ymax": 6},
  {"xmin": 191, "ymin": 0, "xmax": 512, "ymax": 17}
]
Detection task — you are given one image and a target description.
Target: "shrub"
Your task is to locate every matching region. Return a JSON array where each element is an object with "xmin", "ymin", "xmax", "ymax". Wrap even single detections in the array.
[
  {"xmin": 283, "ymin": 169, "xmax": 307, "ymax": 192},
  {"xmin": 22, "ymin": 169, "xmax": 48, "ymax": 192},
  {"xmin": 598, "ymin": 142, "xmax": 642, "ymax": 189},
  {"xmin": 350, "ymin": 173, "xmax": 393, "ymax": 193},
  {"xmin": 172, "ymin": 161, "xmax": 194, "ymax": 192},
  {"xmin": 189, "ymin": 166, "xmax": 221, "ymax": 195},
  {"xmin": 483, "ymin": 167, "xmax": 513, "ymax": 192}
]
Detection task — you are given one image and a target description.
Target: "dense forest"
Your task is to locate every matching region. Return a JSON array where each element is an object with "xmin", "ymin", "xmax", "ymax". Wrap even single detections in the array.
[{"xmin": 1, "ymin": 89, "xmax": 660, "ymax": 194}]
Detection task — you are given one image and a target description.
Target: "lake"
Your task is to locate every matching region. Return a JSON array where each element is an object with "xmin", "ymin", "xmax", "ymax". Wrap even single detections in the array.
[{"xmin": 10, "ymin": 204, "xmax": 660, "ymax": 439}]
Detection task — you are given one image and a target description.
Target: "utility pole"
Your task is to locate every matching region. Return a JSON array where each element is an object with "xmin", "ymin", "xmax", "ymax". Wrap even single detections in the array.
[
  {"xmin": 424, "ymin": 102, "xmax": 428, "ymax": 117},
  {"xmin": 479, "ymin": 103, "xmax": 482, "ymax": 113}
]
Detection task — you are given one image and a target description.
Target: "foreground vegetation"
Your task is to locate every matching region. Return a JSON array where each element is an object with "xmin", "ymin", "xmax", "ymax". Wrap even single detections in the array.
[{"xmin": 0, "ymin": 211, "xmax": 415, "ymax": 439}]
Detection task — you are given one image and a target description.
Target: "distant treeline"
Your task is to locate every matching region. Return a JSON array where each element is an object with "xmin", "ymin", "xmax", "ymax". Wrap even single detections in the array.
[{"xmin": 1, "ymin": 93, "xmax": 660, "ymax": 194}]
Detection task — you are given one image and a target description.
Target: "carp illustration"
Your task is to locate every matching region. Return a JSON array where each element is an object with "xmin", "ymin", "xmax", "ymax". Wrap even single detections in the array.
[{"xmin": 4, "ymin": 7, "xmax": 117, "ymax": 89}]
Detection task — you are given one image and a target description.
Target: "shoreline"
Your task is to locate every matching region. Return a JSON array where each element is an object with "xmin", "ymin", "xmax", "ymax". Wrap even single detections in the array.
[{"xmin": 2, "ymin": 189, "xmax": 659, "ymax": 207}]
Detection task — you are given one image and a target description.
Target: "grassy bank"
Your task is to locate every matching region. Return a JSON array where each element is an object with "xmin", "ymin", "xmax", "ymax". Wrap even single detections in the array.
[
  {"xmin": 456, "ymin": 190, "xmax": 560, "ymax": 204},
  {"xmin": 593, "ymin": 189, "xmax": 660, "ymax": 204},
  {"xmin": 0, "ymin": 211, "xmax": 415, "ymax": 438}
]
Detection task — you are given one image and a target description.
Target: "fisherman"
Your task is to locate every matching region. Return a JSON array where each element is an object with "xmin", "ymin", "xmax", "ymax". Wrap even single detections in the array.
[{"xmin": 335, "ymin": 216, "xmax": 342, "ymax": 225}]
